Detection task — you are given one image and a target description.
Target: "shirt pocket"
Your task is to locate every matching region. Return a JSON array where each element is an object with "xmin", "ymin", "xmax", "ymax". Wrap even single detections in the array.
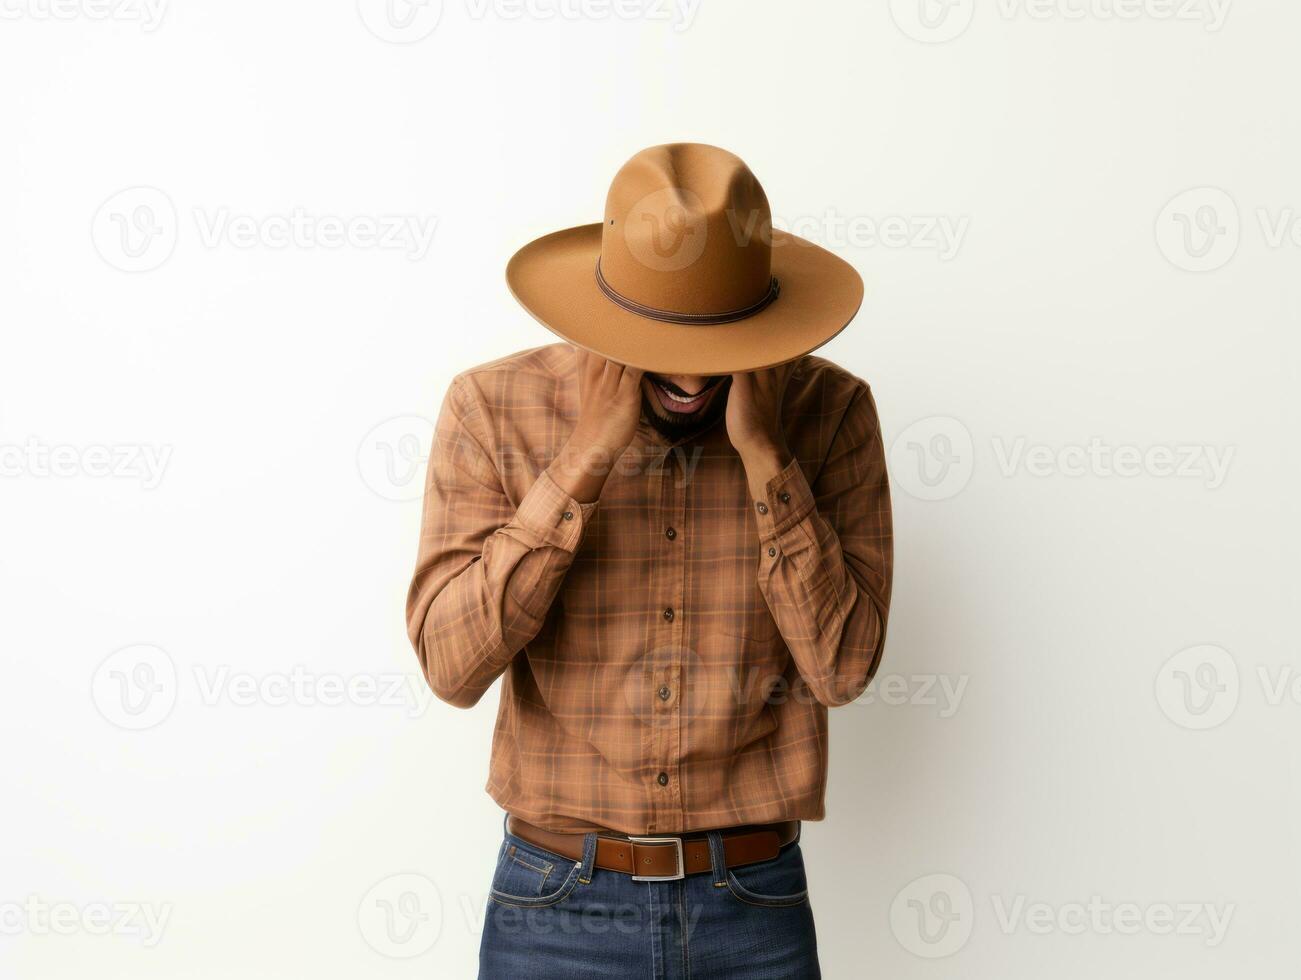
[{"xmin": 721, "ymin": 583, "xmax": 781, "ymax": 644}]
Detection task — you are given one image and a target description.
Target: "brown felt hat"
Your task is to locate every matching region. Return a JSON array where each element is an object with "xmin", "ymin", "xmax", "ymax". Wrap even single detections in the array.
[{"xmin": 506, "ymin": 143, "xmax": 864, "ymax": 375}]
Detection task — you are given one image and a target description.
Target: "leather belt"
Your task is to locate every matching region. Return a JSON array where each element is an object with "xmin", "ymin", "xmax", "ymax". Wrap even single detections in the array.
[{"xmin": 507, "ymin": 815, "xmax": 799, "ymax": 881}]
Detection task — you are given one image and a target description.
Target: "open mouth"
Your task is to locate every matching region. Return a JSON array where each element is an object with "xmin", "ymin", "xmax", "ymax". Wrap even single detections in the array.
[{"xmin": 649, "ymin": 376, "xmax": 723, "ymax": 415}]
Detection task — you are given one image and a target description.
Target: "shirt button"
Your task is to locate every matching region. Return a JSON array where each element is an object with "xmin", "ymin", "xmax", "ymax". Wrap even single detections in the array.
[
  {"xmin": 768, "ymin": 547, "xmax": 776, "ymax": 557},
  {"xmin": 779, "ymin": 492, "xmax": 791, "ymax": 504},
  {"xmin": 665, "ymin": 527, "xmax": 676, "ymax": 540},
  {"xmin": 656, "ymin": 772, "xmax": 669, "ymax": 786},
  {"xmin": 756, "ymin": 502, "xmax": 768, "ymax": 515},
  {"xmin": 662, "ymin": 607, "xmax": 675, "ymax": 622},
  {"xmin": 562, "ymin": 511, "xmax": 574, "ymax": 521},
  {"xmin": 657, "ymin": 685, "xmax": 671, "ymax": 701}
]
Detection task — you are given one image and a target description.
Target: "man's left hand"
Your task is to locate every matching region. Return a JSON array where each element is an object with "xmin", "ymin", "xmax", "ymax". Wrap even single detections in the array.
[{"xmin": 726, "ymin": 362, "xmax": 797, "ymax": 499}]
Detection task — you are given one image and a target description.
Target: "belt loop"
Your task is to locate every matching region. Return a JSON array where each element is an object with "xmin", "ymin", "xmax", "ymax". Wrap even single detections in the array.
[
  {"xmin": 578, "ymin": 831, "xmax": 598, "ymax": 884},
  {"xmin": 706, "ymin": 831, "xmax": 727, "ymax": 888}
]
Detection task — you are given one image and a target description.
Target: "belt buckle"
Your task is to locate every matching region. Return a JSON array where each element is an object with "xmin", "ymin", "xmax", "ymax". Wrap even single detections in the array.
[{"xmin": 628, "ymin": 836, "xmax": 685, "ymax": 882}]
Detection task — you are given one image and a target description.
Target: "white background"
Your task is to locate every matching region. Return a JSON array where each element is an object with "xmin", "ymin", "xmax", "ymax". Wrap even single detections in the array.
[{"xmin": 1, "ymin": 0, "xmax": 1297, "ymax": 977}]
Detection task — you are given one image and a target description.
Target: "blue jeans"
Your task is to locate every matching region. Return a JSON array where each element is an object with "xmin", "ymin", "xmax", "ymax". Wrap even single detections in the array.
[{"xmin": 479, "ymin": 817, "xmax": 820, "ymax": 979}]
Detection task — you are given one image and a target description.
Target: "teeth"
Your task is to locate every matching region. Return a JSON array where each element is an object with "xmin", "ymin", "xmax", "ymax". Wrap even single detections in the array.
[{"xmin": 658, "ymin": 383, "xmax": 704, "ymax": 404}]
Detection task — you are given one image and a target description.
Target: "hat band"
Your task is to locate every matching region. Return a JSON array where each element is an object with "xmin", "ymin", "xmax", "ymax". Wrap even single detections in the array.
[{"xmin": 595, "ymin": 260, "xmax": 780, "ymax": 325}]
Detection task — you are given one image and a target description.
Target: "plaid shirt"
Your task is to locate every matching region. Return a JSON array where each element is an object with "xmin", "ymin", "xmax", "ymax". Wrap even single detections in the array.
[{"xmin": 406, "ymin": 344, "xmax": 892, "ymax": 834}]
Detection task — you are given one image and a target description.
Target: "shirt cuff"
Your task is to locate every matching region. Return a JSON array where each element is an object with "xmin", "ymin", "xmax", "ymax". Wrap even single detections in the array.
[
  {"xmin": 515, "ymin": 468, "xmax": 597, "ymax": 553},
  {"xmin": 753, "ymin": 456, "xmax": 816, "ymax": 543}
]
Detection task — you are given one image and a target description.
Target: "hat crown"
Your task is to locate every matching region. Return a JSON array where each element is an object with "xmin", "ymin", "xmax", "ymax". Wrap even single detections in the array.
[{"xmin": 599, "ymin": 143, "xmax": 773, "ymax": 317}]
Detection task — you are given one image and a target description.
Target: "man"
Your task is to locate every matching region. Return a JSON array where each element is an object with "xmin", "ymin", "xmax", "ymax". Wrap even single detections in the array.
[{"xmin": 407, "ymin": 143, "xmax": 892, "ymax": 978}]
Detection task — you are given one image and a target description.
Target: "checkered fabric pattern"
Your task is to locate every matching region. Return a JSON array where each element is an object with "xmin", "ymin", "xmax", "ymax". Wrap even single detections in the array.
[{"xmin": 407, "ymin": 344, "xmax": 892, "ymax": 834}]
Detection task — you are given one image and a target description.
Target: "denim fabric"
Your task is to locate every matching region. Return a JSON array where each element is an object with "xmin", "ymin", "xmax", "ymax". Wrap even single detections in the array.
[{"xmin": 479, "ymin": 819, "xmax": 820, "ymax": 979}]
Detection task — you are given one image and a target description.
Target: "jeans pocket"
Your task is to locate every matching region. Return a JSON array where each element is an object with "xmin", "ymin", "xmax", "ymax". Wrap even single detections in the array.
[
  {"xmin": 725, "ymin": 842, "xmax": 810, "ymax": 909},
  {"xmin": 489, "ymin": 838, "xmax": 583, "ymax": 909}
]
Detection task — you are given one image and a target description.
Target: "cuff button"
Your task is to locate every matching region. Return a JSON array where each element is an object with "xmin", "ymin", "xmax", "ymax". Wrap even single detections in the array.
[
  {"xmin": 756, "ymin": 502, "xmax": 768, "ymax": 515},
  {"xmin": 562, "ymin": 511, "xmax": 574, "ymax": 521},
  {"xmin": 778, "ymin": 492, "xmax": 791, "ymax": 504}
]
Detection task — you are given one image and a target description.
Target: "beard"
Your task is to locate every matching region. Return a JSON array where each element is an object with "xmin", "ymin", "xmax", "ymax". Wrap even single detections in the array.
[{"xmin": 640, "ymin": 375, "xmax": 731, "ymax": 441}]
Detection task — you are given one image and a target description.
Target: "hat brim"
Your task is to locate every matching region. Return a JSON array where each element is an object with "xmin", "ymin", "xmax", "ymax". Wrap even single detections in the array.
[{"xmin": 505, "ymin": 224, "xmax": 864, "ymax": 375}]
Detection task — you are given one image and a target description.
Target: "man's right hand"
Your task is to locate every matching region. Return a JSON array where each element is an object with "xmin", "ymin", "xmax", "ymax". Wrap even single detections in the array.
[{"xmin": 549, "ymin": 349, "xmax": 644, "ymax": 503}]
